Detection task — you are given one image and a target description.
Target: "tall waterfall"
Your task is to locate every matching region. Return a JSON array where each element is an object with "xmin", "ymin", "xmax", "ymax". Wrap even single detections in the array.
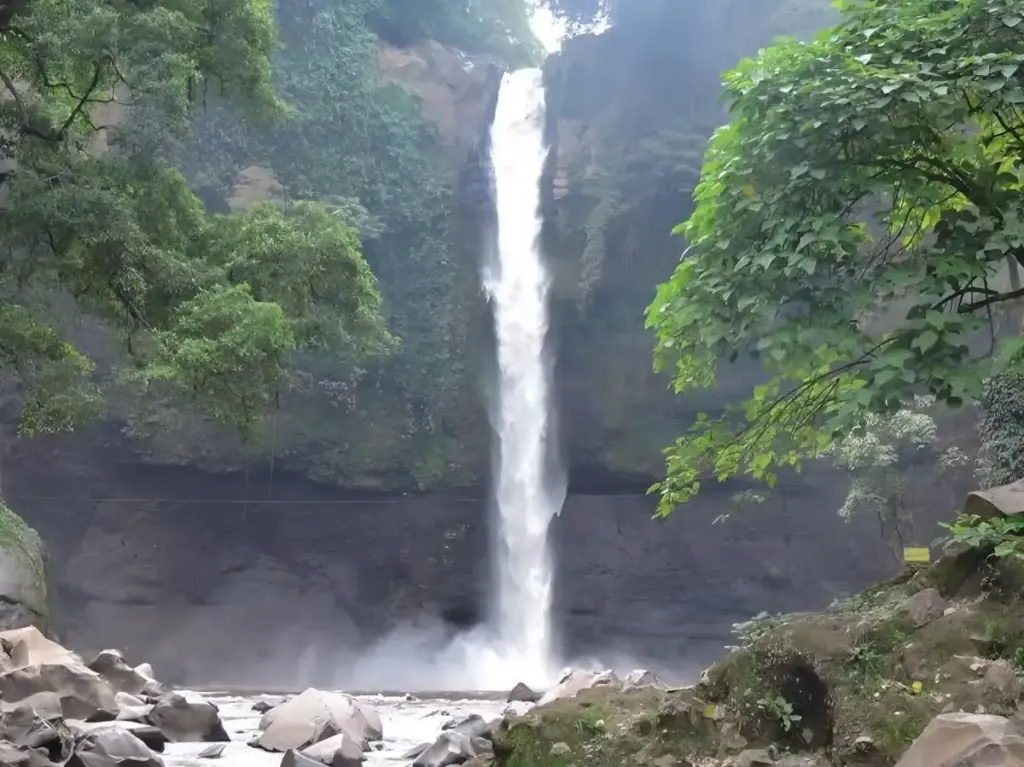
[{"xmin": 483, "ymin": 68, "xmax": 564, "ymax": 688}]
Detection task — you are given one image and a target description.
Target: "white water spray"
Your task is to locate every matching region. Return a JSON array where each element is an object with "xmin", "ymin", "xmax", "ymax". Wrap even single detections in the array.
[{"xmin": 482, "ymin": 68, "xmax": 564, "ymax": 689}]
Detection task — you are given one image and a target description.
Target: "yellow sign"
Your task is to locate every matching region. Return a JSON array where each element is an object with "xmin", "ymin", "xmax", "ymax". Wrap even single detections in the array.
[
  {"xmin": 702, "ymin": 704, "xmax": 722, "ymax": 720},
  {"xmin": 903, "ymin": 547, "xmax": 931, "ymax": 564},
  {"xmin": 910, "ymin": 681, "xmax": 923, "ymax": 695}
]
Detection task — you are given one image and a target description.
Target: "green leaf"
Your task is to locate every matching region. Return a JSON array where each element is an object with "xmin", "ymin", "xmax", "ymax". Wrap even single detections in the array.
[{"xmin": 914, "ymin": 330, "xmax": 940, "ymax": 353}]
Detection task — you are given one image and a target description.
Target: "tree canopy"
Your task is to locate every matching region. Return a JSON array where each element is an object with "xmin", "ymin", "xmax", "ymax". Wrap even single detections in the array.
[
  {"xmin": 0, "ymin": 0, "xmax": 390, "ymax": 437},
  {"xmin": 646, "ymin": 0, "xmax": 1024, "ymax": 515}
]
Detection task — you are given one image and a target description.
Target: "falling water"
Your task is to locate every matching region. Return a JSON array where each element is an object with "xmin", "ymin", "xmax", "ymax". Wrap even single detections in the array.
[{"xmin": 482, "ymin": 68, "xmax": 564, "ymax": 689}]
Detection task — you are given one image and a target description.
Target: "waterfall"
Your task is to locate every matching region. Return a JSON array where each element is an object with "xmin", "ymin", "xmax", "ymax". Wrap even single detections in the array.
[
  {"xmin": 346, "ymin": 69, "xmax": 565, "ymax": 693},
  {"xmin": 483, "ymin": 68, "xmax": 565, "ymax": 689}
]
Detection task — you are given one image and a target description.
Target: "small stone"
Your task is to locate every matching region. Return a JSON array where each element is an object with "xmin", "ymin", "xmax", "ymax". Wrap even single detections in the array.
[
  {"xmin": 735, "ymin": 749, "xmax": 776, "ymax": 767},
  {"xmin": 906, "ymin": 588, "xmax": 949, "ymax": 627},
  {"xmin": 853, "ymin": 735, "xmax": 875, "ymax": 753},
  {"xmin": 721, "ymin": 731, "xmax": 748, "ymax": 750},
  {"xmin": 550, "ymin": 742, "xmax": 571, "ymax": 756},
  {"xmin": 652, "ymin": 756, "xmax": 683, "ymax": 767},
  {"xmin": 984, "ymin": 659, "xmax": 1022, "ymax": 700}
]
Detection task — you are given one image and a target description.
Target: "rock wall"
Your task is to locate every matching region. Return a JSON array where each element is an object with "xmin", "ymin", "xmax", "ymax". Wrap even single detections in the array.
[{"xmin": 3, "ymin": 432, "xmax": 952, "ymax": 689}]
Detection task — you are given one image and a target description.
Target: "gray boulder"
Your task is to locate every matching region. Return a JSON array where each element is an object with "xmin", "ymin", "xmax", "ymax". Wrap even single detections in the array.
[
  {"xmin": 0, "ymin": 694, "xmax": 73, "ymax": 757},
  {"xmin": 145, "ymin": 693, "xmax": 228, "ymax": 743},
  {"xmin": 538, "ymin": 669, "xmax": 621, "ymax": 706},
  {"xmin": 300, "ymin": 732, "xmax": 364, "ymax": 766},
  {"xmin": 87, "ymin": 652, "xmax": 153, "ymax": 698},
  {"xmin": 505, "ymin": 683, "xmax": 539, "ymax": 704},
  {"xmin": 281, "ymin": 750, "xmax": 322, "ymax": 767},
  {"xmin": 67, "ymin": 721, "xmax": 168, "ymax": 753},
  {"xmin": 412, "ymin": 731, "xmax": 492, "ymax": 767},
  {"xmin": 66, "ymin": 726, "xmax": 164, "ymax": 767},
  {"xmin": 445, "ymin": 715, "xmax": 492, "ymax": 741},
  {"xmin": 622, "ymin": 669, "xmax": 669, "ymax": 691},
  {"xmin": 256, "ymin": 689, "xmax": 382, "ymax": 753},
  {"xmin": 0, "ymin": 740, "xmax": 59, "ymax": 767},
  {"xmin": 0, "ymin": 662, "xmax": 117, "ymax": 721}
]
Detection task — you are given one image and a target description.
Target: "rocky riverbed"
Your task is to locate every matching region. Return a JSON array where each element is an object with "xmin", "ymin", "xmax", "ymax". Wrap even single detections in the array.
[
  {"xmin": 0, "ymin": 623, "xmax": 553, "ymax": 767},
  {"xmin": 163, "ymin": 692, "xmax": 510, "ymax": 767}
]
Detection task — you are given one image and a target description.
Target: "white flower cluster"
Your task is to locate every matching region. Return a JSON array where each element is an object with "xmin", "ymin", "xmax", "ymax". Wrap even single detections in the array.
[{"xmin": 830, "ymin": 396, "xmax": 939, "ymax": 524}]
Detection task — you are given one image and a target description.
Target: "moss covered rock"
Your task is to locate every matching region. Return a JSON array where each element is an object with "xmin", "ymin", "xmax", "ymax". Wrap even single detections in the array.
[
  {"xmin": 495, "ymin": 558, "xmax": 1024, "ymax": 767},
  {"xmin": 0, "ymin": 504, "xmax": 48, "ymax": 633}
]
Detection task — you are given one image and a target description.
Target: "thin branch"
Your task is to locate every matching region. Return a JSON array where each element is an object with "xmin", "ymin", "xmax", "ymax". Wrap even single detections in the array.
[
  {"xmin": 57, "ymin": 65, "xmax": 102, "ymax": 140},
  {"xmin": 959, "ymin": 286, "xmax": 1024, "ymax": 314}
]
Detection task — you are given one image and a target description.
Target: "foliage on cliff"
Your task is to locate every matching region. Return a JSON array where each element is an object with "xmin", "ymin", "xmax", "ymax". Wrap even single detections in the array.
[
  {"xmin": 541, "ymin": 0, "xmax": 835, "ymax": 478},
  {"xmin": 647, "ymin": 0, "xmax": 1024, "ymax": 515},
  {"xmin": 136, "ymin": 0, "xmax": 527, "ymax": 488},
  {"xmin": 368, "ymin": 0, "xmax": 541, "ymax": 67},
  {"xmin": 0, "ymin": 0, "xmax": 392, "ymax": 439}
]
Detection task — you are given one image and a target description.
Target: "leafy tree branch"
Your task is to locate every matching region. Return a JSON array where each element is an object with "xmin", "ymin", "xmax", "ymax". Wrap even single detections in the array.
[{"xmin": 647, "ymin": 0, "xmax": 1024, "ymax": 515}]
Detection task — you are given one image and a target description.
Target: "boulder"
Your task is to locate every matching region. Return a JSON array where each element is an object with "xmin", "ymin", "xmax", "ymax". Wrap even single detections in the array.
[
  {"xmin": 506, "ymin": 683, "xmax": 539, "ymax": 704},
  {"xmin": 894, "ymin": 712, "xmax": 1024, "ymax": 767},
  {"xmin": 0, "ymin": 741, "xmax": 57, "ymax": 767},
  {"xmin": 622, "ymin": 670, "xmax": 668, "ymax": 691},
  {"xmin": 0, "ymin": 694, "xmax": 73, "ymax": 758},
  {"xmin": 0, "ymin": 627, "xmax": 78, "ymax": 668},
  {"xmin": 66, "ymin": 726, "xmax": 164, "ymax": 767},
  {"xmin": 400, "ymin": 743, "xmax": 431, "ymax": 760},
  {"xmin": 145, "ymin": 693, "xmax": 228, "ymax": 743},
  {"xmin": 132, "ymin": 665, "xmax": 155, "ymax": 682},
  {"xmin": 538, "ymin": 669, "xmax": 621, "ymax": 706},
  {"xmin": 87, "ymin": 651, "xmax": 151, "ymax": 697},
  {"xmin": 299, "ymin": 732, "xmax": 365, "ymax": 767},
  {"xmin": 412, "ymin": 731, "xmax": 491, "ymax": 767},
  {"xmin": 444, "ymin": 715, "xmax": 492, "ymax": 741},
  {"xmin": 281, "ymin": 750, "xmax": 323, "ymax": 767},
  {"xmin": 906, "ymin": 589, "xmax": 949, "ymax": 628},
  {"xmin": 256, "ymin": 689, "xmax": 381, "ymax": 753},
  {"xmin": 965, "ymin": 480, "xmax": 1024, "ymax": 520},
  {"xmin": 0, "ymin": 662, "xmax": 117, "ymax": 721},
  {"xmin": 114, "ymin": 692, "xmax": 151, "ymax": 724},
  {"xmin": 0, "ymin": 507, "xmax": 49, "ymax": 633},
  {"xmin": 67, "ymin": 721, "xmax": 168, "ymax": 753}
]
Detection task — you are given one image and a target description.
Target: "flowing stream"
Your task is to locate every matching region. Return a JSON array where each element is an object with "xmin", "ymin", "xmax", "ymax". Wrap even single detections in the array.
[{"xmin": 483, "ymin": 68, "xmax": 564, "ymax": 689}]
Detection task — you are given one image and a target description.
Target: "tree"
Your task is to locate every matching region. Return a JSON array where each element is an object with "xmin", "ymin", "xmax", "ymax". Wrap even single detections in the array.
[
  {"xmin": 0, "ymin": 0, "xmax": 390, "ymax": 438},
  {"xmin": 646, "ymin": 0, "xmax": 1024, "ymax": 515},
  {"xmin": 828, "ymin": 395, "xmax": 970, "ymax": 562}
]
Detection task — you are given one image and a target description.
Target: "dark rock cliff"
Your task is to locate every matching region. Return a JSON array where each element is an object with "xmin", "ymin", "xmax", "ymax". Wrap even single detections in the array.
[{"xmin": 6, "ymin": 430, "xmax": 948, "ymax": 689}]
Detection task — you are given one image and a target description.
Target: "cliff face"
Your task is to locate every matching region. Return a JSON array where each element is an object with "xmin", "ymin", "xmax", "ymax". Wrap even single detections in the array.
[{"xmin": 5, "ymin": 430, "xmax": 942, "ymax": 689}]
